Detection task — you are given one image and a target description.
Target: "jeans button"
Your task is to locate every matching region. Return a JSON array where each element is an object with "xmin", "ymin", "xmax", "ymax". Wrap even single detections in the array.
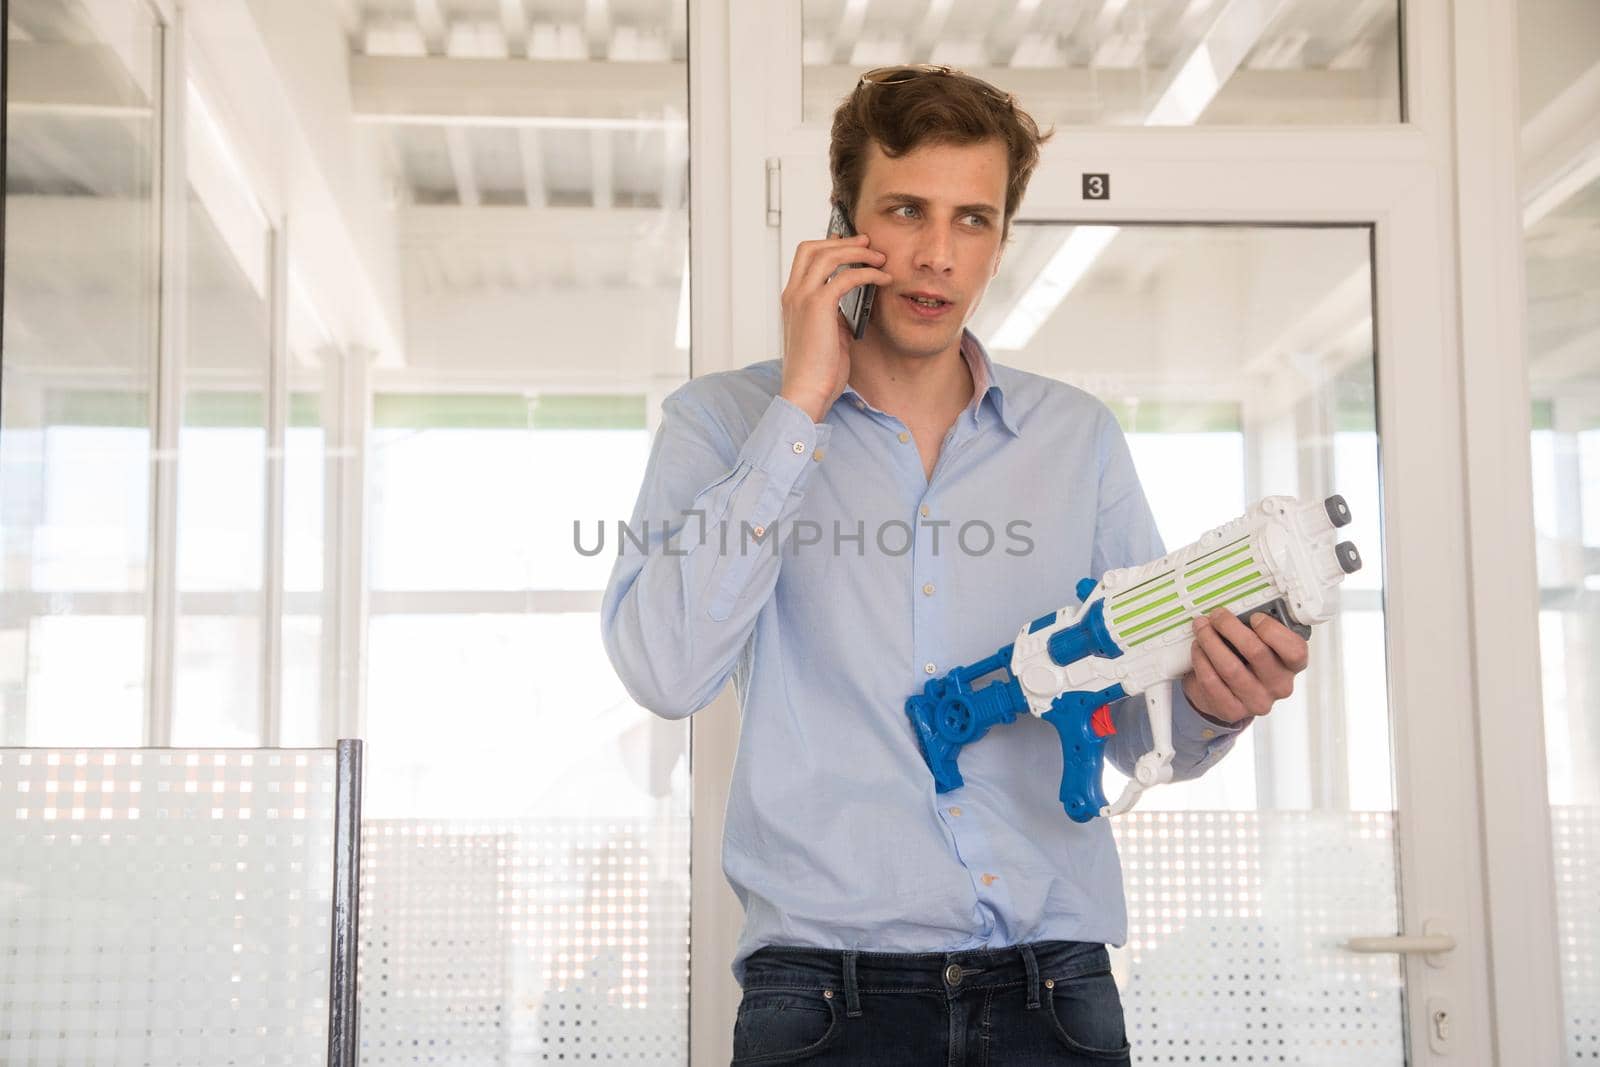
[{"xmin": 944, "ymin": 963, "xmax": 963, "ymax": 986}]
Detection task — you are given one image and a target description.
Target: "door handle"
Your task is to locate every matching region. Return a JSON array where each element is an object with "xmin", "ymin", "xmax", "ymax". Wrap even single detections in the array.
[{"xmin": 1343, "ymin": 918, "xmax": 1456, "ymax": 968}]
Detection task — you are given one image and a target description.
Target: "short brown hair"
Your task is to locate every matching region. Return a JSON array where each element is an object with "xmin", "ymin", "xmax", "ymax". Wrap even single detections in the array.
[{"xmin": 830, "ymin": 67, "xmax": 1052, "ymax": 238}]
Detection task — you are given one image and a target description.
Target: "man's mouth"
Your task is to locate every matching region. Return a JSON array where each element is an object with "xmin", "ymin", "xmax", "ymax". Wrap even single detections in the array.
[{"xmin": 901, "ymin": 292, "xmax": 954, "ymax": 316}]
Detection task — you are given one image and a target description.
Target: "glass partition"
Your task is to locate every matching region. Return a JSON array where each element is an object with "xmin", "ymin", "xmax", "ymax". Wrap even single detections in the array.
[
  {"xmin": 0, "ymin": 747, "xmax": 339, "ymax": 1062},
  {"xmin": 985, "ymin": 221, "xmax": 1401, "ymax": 1060},
  {"xmin": 0, "ymin": 0, "xmax": 163, "ymax": 746},
  {"xmin": 1520, "ymin": 5, "xmax": 1600, "ymax": 1056},
  {"xmin": 351, "ymin": 0, "xmax": 693, "ymax": 1059}
]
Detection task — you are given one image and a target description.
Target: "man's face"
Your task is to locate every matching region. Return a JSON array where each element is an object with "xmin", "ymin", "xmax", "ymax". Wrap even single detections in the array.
[{"xmin": 852, "ymin": 137, "xmax": 1009, "ymax": 360}]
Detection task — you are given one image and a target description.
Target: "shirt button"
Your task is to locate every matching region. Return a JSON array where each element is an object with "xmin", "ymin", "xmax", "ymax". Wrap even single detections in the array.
[
  {"xmin": 812, "ymin": 448, "xmax": 825, "ymax": 462},
  {"xmin": 1201, "ymin": 728, "xmax": 1216, "ymax": 740},
  {"xmin": 924, "ymin": 662, "xmax": 936, "ymax": 675},
  {"xmin": 920, "ymin": 505, "xmax": 930, "ymax": 517},
  {"xmin": 791, "ymin": 441, "xmax": 806, "ymax": 454},
  {"xmin": 944, "ymin": 963, "xmax": 963, "ymax": 986},
  {"xmin": 980, "ymin": 873, "xmax": 998, "ymax": 886},
  {"xmin": 853, "ymin": 398, "xmax": 865, "ymax": 410},
  {"xmin": 948, "ymin": 806, "xmax": 962, "ymax": 817},
  {"xmin": 752, "ymin": 525, "xmax": 765, "ymax": 537},
  {"xmin": 922, "ymin": 583, "xmax": 935, "ymax": 596},
  {"xmin": 897, "ymin": 431, "xmax": 910, "ymax": 443}
]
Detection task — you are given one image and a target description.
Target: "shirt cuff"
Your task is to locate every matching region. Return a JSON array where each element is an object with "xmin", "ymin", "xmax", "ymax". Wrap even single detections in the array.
[
  {"xmin": 1171, "ymin": 679, "xmax": 1249, "ymax": 749},
  {"xmin": 738, "ymin": 394, "xmax": 835, "ymax": 498}
]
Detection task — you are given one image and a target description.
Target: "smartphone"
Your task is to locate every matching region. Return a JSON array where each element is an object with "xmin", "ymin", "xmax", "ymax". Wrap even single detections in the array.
[{"xmin": 826, "ymin": 202, "xmax": 877, "ymax": 340}]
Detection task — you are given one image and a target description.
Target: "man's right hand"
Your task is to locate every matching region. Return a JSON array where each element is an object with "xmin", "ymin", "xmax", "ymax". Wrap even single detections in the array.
[{"xmin": 779, "ymin": 233, "xmax": 891, "ymax": 424}]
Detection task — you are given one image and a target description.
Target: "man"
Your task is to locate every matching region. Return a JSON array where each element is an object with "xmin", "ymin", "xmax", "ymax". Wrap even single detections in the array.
[{"xmin": 601, "ymin": 65, "xmax": 1308, "ymax": 1066}]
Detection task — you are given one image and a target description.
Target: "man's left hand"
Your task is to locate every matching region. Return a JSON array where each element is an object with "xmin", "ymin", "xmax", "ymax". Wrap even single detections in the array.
[{"xmin": 1180, "ymin": 608, "xmax": 1310, "ymax": 726}]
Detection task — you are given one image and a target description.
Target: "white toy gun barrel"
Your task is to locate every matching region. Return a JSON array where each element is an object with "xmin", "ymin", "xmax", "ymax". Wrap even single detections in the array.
[{"xmin": 905, "ymin": 494, "xmax": 1362, "ymax": 823}]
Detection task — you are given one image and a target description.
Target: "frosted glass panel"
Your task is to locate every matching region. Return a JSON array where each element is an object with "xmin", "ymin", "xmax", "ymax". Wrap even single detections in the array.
[
  {"xmin": 359, "ymin": 817, "xmax": 689, "ymax": 1064},
  {"xmin": 1553, "ymin": 806, "xmax": 1600, "ymax": 1062},
  {"xmin": 1114, "ymin": 811, "xmax": 1403, "ymax": 1062},
  {"xmin": 0, "ymin": 748, "xmax": 337, "ymax": 1064}
]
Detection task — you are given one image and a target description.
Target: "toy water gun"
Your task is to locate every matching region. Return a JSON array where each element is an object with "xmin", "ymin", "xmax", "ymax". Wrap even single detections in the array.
[{"xmin": 905, "ymin": 495, "xmax": 1362, "ymax": 822}]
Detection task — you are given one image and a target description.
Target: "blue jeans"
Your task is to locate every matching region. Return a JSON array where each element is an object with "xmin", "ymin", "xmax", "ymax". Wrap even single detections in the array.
[{"xmin": 732, "ymin": 940, "xmax": 1131, "ymax": 1066}]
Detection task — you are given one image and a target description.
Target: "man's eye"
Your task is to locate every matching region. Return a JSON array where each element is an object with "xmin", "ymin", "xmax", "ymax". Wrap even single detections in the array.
[
  {"xmin": 964, "ymin": 214, "xmax": 989, "ymax": 228},
  {"xmin": 892, "ymin": 204, "xmax": 918, "ymax": 218}
]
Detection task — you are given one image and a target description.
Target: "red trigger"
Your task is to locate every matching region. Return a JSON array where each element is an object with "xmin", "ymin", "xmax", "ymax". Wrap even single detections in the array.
[{"xmin": 1090, "ymin": 704, "xmax": 1116, "ymax": 738}]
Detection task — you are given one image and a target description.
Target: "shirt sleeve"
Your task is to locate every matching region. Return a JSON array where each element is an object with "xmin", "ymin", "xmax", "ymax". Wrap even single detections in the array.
[
  {"xmin": 600, "ymin": 390, "xmax": 831, "ymax": 719},
  {"xmin": 1085, "ymin": 405, "xmax": 1249, "ymax": 781}
]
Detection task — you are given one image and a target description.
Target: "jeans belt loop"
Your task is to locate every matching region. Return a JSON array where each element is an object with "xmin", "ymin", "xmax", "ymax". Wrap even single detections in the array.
[
  {"xmin": 1020, "ymin": 943, "xmax": 1042, "ymax": 1010},
  {"xmin": 842, "ymin": 951, "xmax": 863, "ymax": 1018}
]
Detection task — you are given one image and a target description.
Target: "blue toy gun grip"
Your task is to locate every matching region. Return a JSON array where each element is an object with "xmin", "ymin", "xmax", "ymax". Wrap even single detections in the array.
[
  {"xmin": 904, "ymin": 648, "xmax": 1029, "ymax": 794},
  {"xmin": 1041, "ymin": 692, "xmax": 1119, "ymax": 824}
]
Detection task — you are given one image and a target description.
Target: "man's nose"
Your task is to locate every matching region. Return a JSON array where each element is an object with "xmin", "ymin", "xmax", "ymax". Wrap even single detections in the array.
[{"xmin": 914, "ymin": 225, "xmax": 956, "ymax": 273}]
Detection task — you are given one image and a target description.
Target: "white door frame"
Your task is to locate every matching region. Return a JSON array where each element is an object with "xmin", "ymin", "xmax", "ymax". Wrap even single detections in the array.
[
  {"xmin": 1447, "ymin": 3, "xmax": 1566, "ymax": 1063},
  {"xmin": 687, "ymin": 2, "xmax": 1563, "ymax": 1064}
]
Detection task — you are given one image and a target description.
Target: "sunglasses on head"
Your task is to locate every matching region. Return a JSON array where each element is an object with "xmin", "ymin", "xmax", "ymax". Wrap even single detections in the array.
[{"xmin": 857, "ymin": 64, "xmax": 1017, "ymax": 109}]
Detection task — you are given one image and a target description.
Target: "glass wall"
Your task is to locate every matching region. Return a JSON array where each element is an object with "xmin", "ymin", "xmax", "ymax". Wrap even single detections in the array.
[
  {"xmin": 3, "ymin": 1, "xmax": 695, "ymax": 1057},
  {"xmin": 1, "ymin": 8, "xmax": 312, "ymax": 752},
  {"xmin": 350, "ymin": 2, "xmax": 693, "ymax": 1061},
  {"xmin": 1520, "ymin": 1, "xmax": 1600, "ymax": 1059},
  {"xmin": 983, "ymin": 221, "xmax": 1401, "ymax": 1059},
  {"xmin": 800, "ymin": 0, "xmax": 1402, "ymax": 126},
  {"xmin": 0, "ymin": 0, "xmax": 163, "ymax": 745}
]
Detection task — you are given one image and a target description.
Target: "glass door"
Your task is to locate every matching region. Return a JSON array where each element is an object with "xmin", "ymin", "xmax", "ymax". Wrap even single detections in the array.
[{"xmin": 715, "ymin": 0, "xmax": 1495, "ymax": 1060}]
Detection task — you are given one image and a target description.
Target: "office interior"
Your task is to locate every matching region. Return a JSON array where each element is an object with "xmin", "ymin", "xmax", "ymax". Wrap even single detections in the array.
[{"xmin": 0, "ymin": 0, "xmax": 1594, "ymax": 1063}]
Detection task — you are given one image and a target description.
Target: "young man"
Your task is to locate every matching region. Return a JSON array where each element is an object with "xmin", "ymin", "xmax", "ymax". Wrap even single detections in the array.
[{"xmin": 601, "ymin": 66, "xmax": 1309, "ymax": 1066}]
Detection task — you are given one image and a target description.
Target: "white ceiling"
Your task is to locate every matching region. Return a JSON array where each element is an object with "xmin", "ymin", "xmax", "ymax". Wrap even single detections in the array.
[{"xmin": 3, "ymin": 0, "xmax": 1593, "ymax": 402}]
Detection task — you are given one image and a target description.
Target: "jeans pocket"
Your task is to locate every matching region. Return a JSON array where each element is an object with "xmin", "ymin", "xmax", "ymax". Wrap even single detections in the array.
[
  {"xmin": 1045, "ymin": 971, "xmax": 1132, "ymax": 1062},
  {"xmin": 730, "ymin": 988, "xmax": 841, "ymax": 1065}
]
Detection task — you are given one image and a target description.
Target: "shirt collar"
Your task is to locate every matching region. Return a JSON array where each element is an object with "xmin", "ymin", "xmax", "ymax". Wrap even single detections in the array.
[
  {"xmin": 838, "ymin": 330, "xmax": 1020, "ymax": 437},
  {"xmin": 960, "ymin": 330, "xmax": 1020, "ymax": 437}
]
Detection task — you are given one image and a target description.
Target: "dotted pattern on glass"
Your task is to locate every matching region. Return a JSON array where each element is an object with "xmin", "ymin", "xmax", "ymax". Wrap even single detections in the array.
[
  {"xmin": 1555, "ymin": 806, "xmax": 1599, "ymax": 1064},
  {"xmin": 1112, "ymin": 810, "xmax": 1405, "ymax": 1064},
  {"xmin": 0, "ymin": 748, "xmax": 337, "ymax": 1065},
  {"xmin": 358, "ymin": 818, "xmax": 689, "ymax": 1064}
]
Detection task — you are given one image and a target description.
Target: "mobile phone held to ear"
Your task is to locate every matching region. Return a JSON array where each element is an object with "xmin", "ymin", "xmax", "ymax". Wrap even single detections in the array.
[{"xmin": 826, "ymin": 202, "xmax": 877, "ymax": 340}]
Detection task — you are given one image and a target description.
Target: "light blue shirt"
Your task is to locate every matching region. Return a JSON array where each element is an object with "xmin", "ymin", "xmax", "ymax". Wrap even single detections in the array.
[{"xmin": 601, "ymin": 332, "xmax": 1245, "ymax": 982}]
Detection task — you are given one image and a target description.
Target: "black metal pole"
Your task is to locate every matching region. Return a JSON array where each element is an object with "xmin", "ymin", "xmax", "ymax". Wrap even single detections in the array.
[{"xmin": 328, "ymin": 738, "xmax": 364, "ymax": 1067}]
